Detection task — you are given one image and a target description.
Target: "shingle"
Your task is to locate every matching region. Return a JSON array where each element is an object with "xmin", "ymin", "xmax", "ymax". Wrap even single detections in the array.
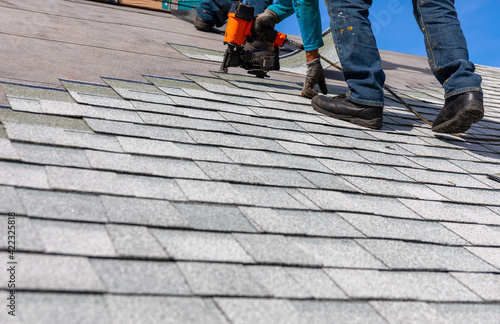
[
  {"xmin": 441, "ymin": 222, "xmax": 500, "ymax": 246},
  {"xmin": 172, "ymin": 202, "xmax": 257, "ymax": 232},
  {"xmin": 0, "ymin": 185, "xmax": 25, "ymax": 214},
  {"xmin": 84, "ymin": 118, "xmax": 195, "ymax": 143},
  {"xmin": 104, "ymin": 85, "xmax": 176, "ymax": 105},
  {"xmin": 0, "ymin": 216, "xmax": 44, "ymax": 252},
  {"xmin": 14, "ymin": 253, "xmax": 105, "ymax": 291},
  {"xmin": 296, "ymin": 121, "xmax": 377, "ymax": 140},
  {"xmin": 13, "ymin": 142, "xmax": 91, "ymax": 168},
  {"xmin": 0, "ymin": 161, "xmax": 50, "ymax": 189},
  {"xmin": 432, "ymin": 303, "xmax": 500, "ymax": 324},
  {"xmin": 451, "ymin": 273, "xmax": 500, "ymax": 301},
  {"xmin": 369, "ymin": 301, "xmax": 451, "ymax": 324},
  {"xmin": 105, "ymin": 295, "xmax": 228, "ymax": 324},
  {"xmin": 85, "ymin": 149, "xmax": 208, "ymax": 179},
  {"xmin": 325, "ymin": 269, "xmax": 481, "ymax": 301},
  {"xmin": 19, "ymin": 293, "xmax": 109, "ymax": 324},
  {"xmin": 357, "ymin": 239, "xmax": 497, "ymax": 271},
  {"xmin": 151, "ymin": 229, "xmax": 253, "ymax": 263},
  {"xmin": 175, "ymin": 179, "xmax": 250, "ymax": 205},
  {"xmin": 196, "ymin": 161, "xmax": 314, "ymax": 188},
  {"xmin": 68, "ymin": 91, "xmax": 136, "ymax": 110},
  {"xmin": 106, "ymin": 224, "xmax": 167, "ymax": 258},
  {"xmin": 426, "ymin": 185, "xmax": 500, "ymax": 205},
  {"xmin": 395, "ymin": 167, "xmax": 491, "ymax": 188},
  {"xmin": 139, "ymin": 111, "xmax": 240, "ymax": 133},
  {"xmin": 17, "ymin": 188, "xmax": 107, "ymax": 222},
  {"xmin": 132, "ymin": 100, "xmax": 225, "ymax": 120},
  {"xmin": 292, "ymin": 301, "xmax": 387, "ymax": 324},
  {"xmin": 0, "ymin": 138, "xmax": 19, "ymax": 160},
  {"xmin": 234, "ymin": 233, "xmax": 318, "ymax": 266},
  {"xmin": 343, "ymin": 176, "xmax": 445, "ymax": 200},
  {"xmin": 90, "ymin": 259, "xmax": 191, "ymax": 294},
  {"xmin": 182, "ymin": 88, "xmax": 263, "ymax": 107},
  {"xmin": 316, "ymin": 158, "xmax": 388, "ymax": 178},
  {"xmin": 1, "ymin": 83, "xmax": 74, "ymax": 102},
  {"xmin": 47, "ymin": 166, "xmax": 187, "ymax": 200},
  {"xmin": 31, "ymin": 219, "xmax": 116, "ymax": 256},
  {"xmin": 178, "ymin": 262, "xmax": 268, "ymax": 296},
  {"xmin": 339, "ymin": 213, "xmax": 467, "ymax": 245},
  {"xmin": 283, "ymin": 188, "xmax": 321, "ymax": 210},
  {"xmin": 300, "ymin": 189, "xmax": 421, "ymax": 219},
  {"xmin": 466, "ymin": 247, "xmax": 500, "ymax": 270},
  {"xmin": 0, "ymin": 109, "xmax": 88, "ymax": 130},
  {"xmin": 407, "ymin": 156, "xmax": 468, "ymax": 173},
  {"xmin": 219, "ymin": 111, "xmax": 304, "ymax": 131},
  {"xmin": 353, "ymin": 149, "xmax": 420, "ymax": 168},
  {"xmin": 187, "ymin": 129, "xmax": 287, "ymax": 153},
  {"xmin": 398, "ymin": 199, "xmax": 500, "ymax": 225},
  {"xmin": 100, "ymin": 195, "xmax": 188, "ymax": 227},
  {"xmin": 8, "ymin": 97, "xmax": 43, "ymax": 113},
  {"xmin": 245, "ymin": 266, "xmax": 312, "ymax": 298},
  {"xmin": 285, "ymin": 268, "xmax": 348, "ymax": 299},
  {"xmin": 239, "ymin": 207, "xmax": 364, "ymax": 237},
  {"xmin": 4, "ymin": 123, "xmax": 124, "ymax": 152},
  {"xmin": 397, "ymin": 143, "xmax": 480, "ymax": 161},
  {"xmin": 169, "ymin": 95, "xmax": 257, "ymax": 116},
  {"xmin": 221, "ymin": 147, "xmax": 331, "ymax": 173},
  {"xmin": 250, "ymin": 105, "xmax": 327, "ymax": 124},
  {"xmin": 233, "ymin": 184, "xmax": 308, "ymax": 209},
  {"xmin": 449, "ymin": 159, "xmax": 500, "ymax": 175},
  {"xmin": 294, "ymin": 237, "xmax": 386, "ymax": 268},
  {"xmin": 215, "ymin": 298, "xmax": 299, "ymax": 324},
  {"xmin": 117, "ymin": 136, "xmax": 232, "ymax": 162},
  {"xmin": 278, "ymin": 140, "xmax": 368, "ymax": 162},
  {"xmin": 230, "ymin": 123, "xmax": 323, "ymax": 145},
  {"xmin": 266, "ymin": 92, "xmax": 312, "ymax": 105}
]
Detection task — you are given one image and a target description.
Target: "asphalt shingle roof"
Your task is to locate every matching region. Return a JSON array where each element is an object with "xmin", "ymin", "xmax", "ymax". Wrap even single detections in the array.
[{"xmin": 1, "ymin": 0, "xmax": 500, "ymax": 323}]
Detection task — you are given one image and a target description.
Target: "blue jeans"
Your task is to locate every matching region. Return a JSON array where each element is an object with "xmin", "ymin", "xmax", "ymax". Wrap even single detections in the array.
[
  {"xmin": 197, "ymin": 0, "xmax": 273, "ymax": 27},
  {"xmin": 326, "ymin": 0, "xmax": 482, "ymax": 107}
]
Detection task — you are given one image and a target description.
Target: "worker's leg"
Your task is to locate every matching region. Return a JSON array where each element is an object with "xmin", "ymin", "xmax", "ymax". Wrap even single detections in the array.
[
  {"xmin": 325, "ymin": 0, "xmax": 385, "ymax": 107},
  {"xmin": 195, "ymin": 0, "xmax": 233, "ymax": 28},
  {"xmin": 247, "ymin": 0, "xmax": 274, "ymax": 15},
  {"xmin": 292, "ymin": 0, "xmax": 324, "ymax": 52},
  {"xmin": 412, "ymin": 0, "xmax": 482, "ymax": 98}
]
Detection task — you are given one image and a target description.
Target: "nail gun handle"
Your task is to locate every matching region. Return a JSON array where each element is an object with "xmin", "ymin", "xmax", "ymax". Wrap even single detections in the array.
[{"xmin": 261, "ymin": 27, "xmax": 287, "ymax": 47}]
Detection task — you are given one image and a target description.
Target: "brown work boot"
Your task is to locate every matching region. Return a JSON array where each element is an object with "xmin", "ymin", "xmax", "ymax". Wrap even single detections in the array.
[
  {"xmin": 312, "ymin": 94, "xmax": 383, "ymax": 129},
  {"xmin": 193, "ymin": 16, "xmax": 213, "ymax": 32},
  {"xmin": 432, "ymin": 91, "xmax": 484, "ymax": 133}
]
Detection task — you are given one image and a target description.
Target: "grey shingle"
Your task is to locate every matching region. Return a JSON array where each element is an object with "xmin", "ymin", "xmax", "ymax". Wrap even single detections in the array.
[
  {"xmin": 234, "ymin": 184, "xmax": 308, "ymax": 209},
  {"xmin": 250, "ymin": 105, "xmax": 327, "ymax": 124},
  {"xmin": 131, "ymin": 100, "xmax": 225, "ymax": 120},
  {"xmin": 466, "ymin": 247, "xmax": 500, "ymax": 270},
  {"xmin": 292, "ymin": 301, "xmax": 387, "ymax": 324},
  {"xmin": 239, "ymin": 207, "xmax": 364, "ymax": 237},
  {"xmin": 182, "ymin": 88, "xmax": 263, "ymax": 107},
  {"xmin": 17, "ymin": 188, "xmax": 107, "ymax": 222},
  {"xmin": 105, "ymin": 86, "xmax": 175, "ymax": 105},
  {"xmin": 4, "ymin": 123, "xmax": 124, "ymax": 152},
  {"xmin": 187, "ymin": 129, "xmax": 287, "ymax": 153},
  {"xmin": 395, "ymin": 167, "xmax": 491, "ymax": 188},
  {"xmin": 283, "ymin": 188, "xmax": 322, "ymax": 210},
  {"xmin": 196, "ymin": 161, "xmax": 314, "ymax": 188},
  {"xmin": 219, "ymin": 111, "xmax": 304, "ymax": 131},
  {"xmin": 230, "ymin": 123, "xmax": 323, "ymax": 145},
  {"xmin": 432, "ymin": 303, "xmax": 500, "ymax": 324},
  {"xmin": 266, "ymin": 92, "xmax": 312, "ymax": 105},
  {"xmin": 325, "ymin": 269, "xmax": 481, "ymax": 301},
  {"xmin": 294, "ymin": 237, "xmax": 386, "ymax": 268},
  {"xmin": 139, "ymin": 111, "xmax": 240, "ymax": 133},
  {"xmin": 68, "ymin": 92, "xmax": 135, "ymax": 110},
  {"xmin": 19, "ymin": 293, "xmax": 109, "ymax": 324},
  {"xmin": 0, "ymin": 138, "xmax": 19, "ymax": 160},
  {"xmin": 426, "ymin": 185, "xmax": 500, "ymax": 205},
  {"xmin": 13, "ymin": 142, "xmax": 91, "ymax": 168},
  {"xmin": 451, "ymin": 273, "xmax": 500, "ymax": 301},
  {"xmin": 0, "ymin": 108, "xmax": 87, "ymax": 130},
  {"xmin": 352, "ymin": 149, "xmax": 420, "ymax": 168},
  {"xmin": 441, "ymin": 222, "xmax": 500, "ymax": 246},
  {"xmin": 316, "ymin": 158, "xmax": 390, "ymax": 178},
  {"xmin": 357, "ymin": 239, "xmax": 497, "ymax": 271},
  {"xmin": 397, "ymin": 143, "xmax": 480, "ymax": 161},
  {"xmin": 85, "ymin": 150, "xmax": 209, "ymax": 179},
  {"xmin": 178, "ymin": 262, "xmax": 268, "ymax": 296},
  {"xmin": 407, "ymin": 155, "xmax": 468, "ymax": 173},
  {"xmin": 47, "ymin": 166, "xmax": 187, "ymax": 200},
  {"xmin": 169, "ymin": 94, "xmax": 257, "ymax": 116},
  {"xmin": 84, "ymin": 118, "xmax": 195, "ymax": 143},
  {"xmin": 0, "ymin": 216, "xmax": 44, "ymax": 252},
  {"xmin": 0, "ymin": 185, "xmax": 25, "ymax": 214},
  {"xmin": 31, "ymin": 219, "xmax": 116, "ymax": 256},
  {"xmin": 172, "ymin": 203, "xmax": 257, "ymax": 232},
  {"xmin": 221, "ymin": 147, "xmax": 331, "ymax": 173},
  {"xmin": 246, "ymin": 266, "xmax": 313, "ymax": 298},
  {"xmin": 175, "ymin": 179, "xmax": 250, "ymax": 205},
  {"xmin": 399, "ymin": 198, "xmax": 500, "ymax": 225},
  {"xmin": 234, "ymin": 233, "xmax": 318, "ymax": 266},
  {"xmin": 7, "ymin": 97, "xmax": 43, "ymax": 113},
  {"xmin": 100, "ymin": 195, "xmax": 188, "ymax": 227},
  {"xmin": 106, "ymin": 224, "xmax": 167, "ymax": 258},
  {"xmin": 90, "ymin": 259, "xmax": 191, "ymax": 294},
  {"xmin": 285, "ymin": 268, "xmax": 348, "ymax": 299},
  {"xmin": 215, "ymin": 298, "xmax": 299, "ymax": 324},
  {"xmin": 151, "ymin": 229, "xmax": 253, "ymax": 263},
  {"xmin": 14, "ymin": 253, "xmax": 105, "ymax": 291},
  {"xmin": 0, "ymin": 161, "xmax": 50, "ymax": 189},
  {"xmin": 339, "ymin": 213, "xmax": 467, "ymax": 245},
  {"xmin": 369, "ymin": 301, "xmax": 451, "ymax": 324},
  {"xmin": 300, "ymin": 189, "xmax": 421, "ymax": 219},
  {"xmin": 278, "ymin": 140, "xmax": 368, "ymax": 162},
  {"xmin": 105, "ymin": 295, "xmax": 228, "ymax": 324}
]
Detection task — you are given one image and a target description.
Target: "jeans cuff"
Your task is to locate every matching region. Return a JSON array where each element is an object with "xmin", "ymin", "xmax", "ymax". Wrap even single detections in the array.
[
  {"xmin": 445, "ymin": 87, "xmax": 482, "ymax": 99},
  {"xmin": 347, "ymin": 93, "xmax": 384, "ymax": 107}
]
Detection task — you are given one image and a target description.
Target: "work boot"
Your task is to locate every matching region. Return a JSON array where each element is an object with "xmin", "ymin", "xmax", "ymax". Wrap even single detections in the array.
[
  {"xmin": 432, "ymin": 91, "xmax": 484, "ymax": 133},
  {"xmin": 312, "ymin": 94, "xmax": 383, "ymax": 129},
  {"xmin": 193, "ymin": 16, "xmax": 213, "ymax": 32}
]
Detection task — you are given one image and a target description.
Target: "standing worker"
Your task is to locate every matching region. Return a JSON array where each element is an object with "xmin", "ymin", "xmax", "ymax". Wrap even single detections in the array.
[
  {"xmin": 311, "ymin": 0, "xmax": 483, "ymax": 133},
  {"xmin": 253, "ymin": 0, "xmax": 327, "ymax": 98}
]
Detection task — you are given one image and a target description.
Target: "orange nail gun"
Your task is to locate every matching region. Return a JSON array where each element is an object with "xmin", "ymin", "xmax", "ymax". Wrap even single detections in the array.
[{"xmin": 219, "ymin": 2, "xmax": 302, "ymax": 78}]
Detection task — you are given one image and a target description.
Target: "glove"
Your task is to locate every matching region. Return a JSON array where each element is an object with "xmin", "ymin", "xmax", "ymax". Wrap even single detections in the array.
[
  {"xmin": 301, "ymin": 58, "xmax": 328, "ymax": 98},
  {"xmin": 253, "ymin": 9, "xmax": 280, "ymax": 41}
]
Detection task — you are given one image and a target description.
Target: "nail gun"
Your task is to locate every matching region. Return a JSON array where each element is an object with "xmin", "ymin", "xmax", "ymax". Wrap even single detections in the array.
[{"xmin": 219, "ymin": 2, "xmax": 302, "ymax": 78}]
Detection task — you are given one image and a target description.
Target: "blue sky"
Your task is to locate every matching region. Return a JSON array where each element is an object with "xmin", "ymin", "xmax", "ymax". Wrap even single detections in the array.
[{"xmin": 277, "ymin": 0, "xmax": 500, "ymax": 68}]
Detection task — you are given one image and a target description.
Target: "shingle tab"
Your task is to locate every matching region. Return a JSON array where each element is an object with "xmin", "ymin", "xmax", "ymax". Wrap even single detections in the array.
[
  {"xmin": 139, "ymin": 111, "xmax": 240, "ymax": 133},
  {"xmin": 0, "ymin": 185, "xmax": 25, "ymax": 214},
  {"xmin": 292, "ymin": 301, "xmax": 387, "ymax": 324},
  {"xmin": 13, "ymin": 142, "xmax": 91, "ymax": 168},
  {"xmin": 285, "ymin": 268, "xmax": 348, "ymax": 299},
  {"xmin": 215, "ymin": 298, "xmax": 299, "ymax": 324},
  {"xmin": 0, "ymin": 161, "xmax": 50, "ymax": 189},
  {"xmin": 106, "ymin": 224, "xmax": 167, "ymax": 258},
  {"xmin": 0, "ymin": 216, "xmax": 44, "ymax": 252},
  {"xmin": 452, "ymin": 273, "xmax": 500, "ymax": 301},
  {"xmin": 245, "ymin": 266, "xmax": 312, "ymax": 298},
  {"xmin": 325, "ymin": 269, "xmax": 481, "ymax": 301},
  {"xmin": 0, "ymin": 138, "xmax": 19, "ymax": 160},
  {"xmin": 441, "ymin": 222, "xmax": 500, "ymax": 246},
  {"xmin": 466, "ymin": 247, "xmax": 500, "ymax": 270}
]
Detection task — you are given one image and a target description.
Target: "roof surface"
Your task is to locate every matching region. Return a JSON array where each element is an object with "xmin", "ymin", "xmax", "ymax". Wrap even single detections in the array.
[{"xmin": 1, "ymin": 0, "xmax": 500, "ymax": 323}]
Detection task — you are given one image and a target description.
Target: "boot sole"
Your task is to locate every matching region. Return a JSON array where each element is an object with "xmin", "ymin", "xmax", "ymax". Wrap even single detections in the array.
[
  {"xmin": 432, "ymin": 103, "xmax": 484, "ymax": 134},
  {"xmin": 312, "ymin": 101, "xmax": 383, "ymax": 129}
]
